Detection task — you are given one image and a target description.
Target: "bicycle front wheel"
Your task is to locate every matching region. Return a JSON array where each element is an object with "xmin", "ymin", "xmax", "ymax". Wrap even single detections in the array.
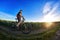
[{"xmin": 20, "ymin": 24, "xmax": 32, "ymax": 34}]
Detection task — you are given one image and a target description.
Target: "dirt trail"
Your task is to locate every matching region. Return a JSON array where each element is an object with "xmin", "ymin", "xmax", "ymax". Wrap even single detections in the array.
[
  {"xmin": 1, "ymin": 25, "xmax": 60, "ymax": 40},
  {"xmin": 0, "ymin": 25, "xmax": 48, "ymax": 39},
  {"xmin": 0, "ymin": 26, "xmax": 46, "ymax": 35}
]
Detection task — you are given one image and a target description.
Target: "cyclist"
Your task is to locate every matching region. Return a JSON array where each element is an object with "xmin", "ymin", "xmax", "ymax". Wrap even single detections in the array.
[{"xmin": 16, "ymin": 10, "xmax": 25, "ymax": 28}]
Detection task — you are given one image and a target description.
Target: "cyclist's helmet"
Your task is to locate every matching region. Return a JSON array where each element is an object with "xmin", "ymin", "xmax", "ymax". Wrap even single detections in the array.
[{"xmin": 20, "ymin": 10, "xmax": 22, "ymax": 12}]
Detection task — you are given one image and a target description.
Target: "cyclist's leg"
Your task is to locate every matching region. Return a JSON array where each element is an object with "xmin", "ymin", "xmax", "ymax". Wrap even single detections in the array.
[
  {"xmin": 16, "ymin": 19, "xmax": 20, "ymax": 27},
  {"xmin": 16, "ymin": 21, "xmax": 22, "ymax": 27}
]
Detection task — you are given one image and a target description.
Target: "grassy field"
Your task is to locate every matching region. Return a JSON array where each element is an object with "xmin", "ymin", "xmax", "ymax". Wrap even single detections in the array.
[{"xmin": 0, "ymin": 20, "xmax": 60, "ymax": 40}]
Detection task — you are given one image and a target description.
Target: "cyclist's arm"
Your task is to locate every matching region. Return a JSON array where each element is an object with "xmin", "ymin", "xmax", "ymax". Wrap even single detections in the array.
[
  {"xmin": 22, "ymin": 16, "xmax": 25, "ymax": 21},
  {"xmin": 16, "ymin": 14, "xmax": 18, "ymax": 19}
]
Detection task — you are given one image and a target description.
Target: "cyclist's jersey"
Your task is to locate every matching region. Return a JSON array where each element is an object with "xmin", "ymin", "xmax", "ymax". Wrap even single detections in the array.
[
  {"xmin": 17, "ymin": 15, "xmax": 20, "ymax": 19},
  {"xmin": 17, "ymin": 14, "xmax": 21, "ymax": 21},
  {"xmin": 17, "ymin": 14, "xmax": 23, "ymax": 21}
]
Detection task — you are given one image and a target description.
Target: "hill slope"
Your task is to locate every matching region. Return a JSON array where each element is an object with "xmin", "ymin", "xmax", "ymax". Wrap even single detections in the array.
[{"xmin": 0, "ymin": 20, "xmax": 60, "ymax": 40}]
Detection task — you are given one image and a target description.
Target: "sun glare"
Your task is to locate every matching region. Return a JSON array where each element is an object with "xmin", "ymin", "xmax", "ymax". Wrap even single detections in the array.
[
  {"xmin": 42, "ymin": 14, "xmax": 58, "ymax": 22},
  {"xmin": 44, "ymin": 22, "xmax": 53, "ymax": 28},
  {"xmin": 42, "ymin": 14, "xmax": 56, "ymax": 28}
]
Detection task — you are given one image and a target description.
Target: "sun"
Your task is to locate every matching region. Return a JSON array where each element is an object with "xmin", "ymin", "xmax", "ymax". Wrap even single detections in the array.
[{"xmin": 42, "ymin": 14, "xmax": 56, "ymax": 28}]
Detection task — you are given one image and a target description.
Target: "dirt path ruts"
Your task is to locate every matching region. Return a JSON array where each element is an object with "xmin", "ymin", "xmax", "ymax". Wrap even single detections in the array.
[{"xmin": 0, "ymin": 26, "xmax": 46, "ymax": 34}]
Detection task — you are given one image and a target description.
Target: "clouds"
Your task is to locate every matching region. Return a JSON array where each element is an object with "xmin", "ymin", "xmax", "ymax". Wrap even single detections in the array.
[
  {"xmin": 0, "ymin": 12, "xmax": 15, "ymax": 21},
  {"xmin": 41, "ymin": 2, "xmax": 60, "ymax": 22},
  {"xmin": 43, "ymin": 2, "xmax": 52, "ymax": 14}
]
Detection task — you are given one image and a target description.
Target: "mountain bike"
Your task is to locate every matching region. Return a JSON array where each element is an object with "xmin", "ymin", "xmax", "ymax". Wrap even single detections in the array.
[{"xmin": 11, "ymin": 19, "xmax": 32, "ymax": 34}]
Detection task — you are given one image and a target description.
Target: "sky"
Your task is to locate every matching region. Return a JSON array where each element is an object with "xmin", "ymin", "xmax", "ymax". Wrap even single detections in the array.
[{"xmin": 0, "ymin": 0, "xmax": 60, "ymax": 22}]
